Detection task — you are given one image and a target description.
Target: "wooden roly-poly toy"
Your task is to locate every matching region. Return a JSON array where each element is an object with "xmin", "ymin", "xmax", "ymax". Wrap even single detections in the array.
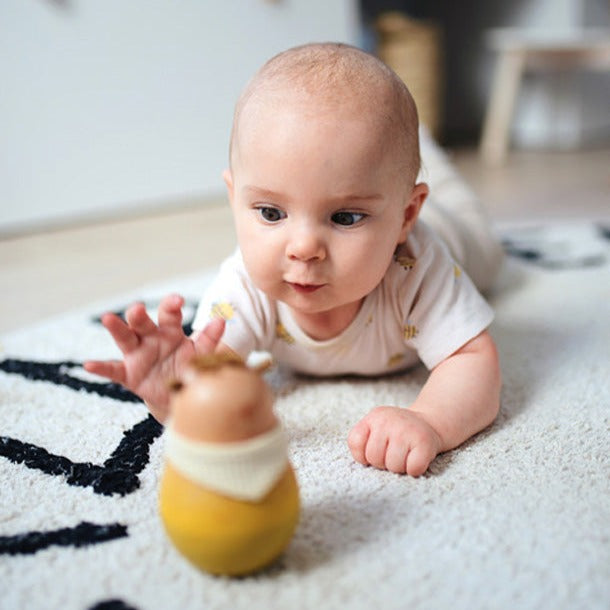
[{"xmin": 159, "ymin": 354, "xmax": 300, "ymax": 576}]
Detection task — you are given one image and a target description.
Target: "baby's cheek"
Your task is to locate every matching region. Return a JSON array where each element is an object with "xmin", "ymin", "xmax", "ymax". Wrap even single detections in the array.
[
  {"xmin": 345, "ymin": 246, "xmax": 394, "ymax": 289},
  {"xmin": 242, "ymin": 252, "xmax": 273, "ymax": 285}
]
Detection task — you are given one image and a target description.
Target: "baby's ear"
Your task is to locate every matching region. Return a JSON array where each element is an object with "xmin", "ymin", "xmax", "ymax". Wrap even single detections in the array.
[
  {"xmin": 222, "ymin": 169, "xmax": 234, "ymax": 203},
  {"xmin": 399, "ymin": 182, "xmax": 429, "ymax": 241}
]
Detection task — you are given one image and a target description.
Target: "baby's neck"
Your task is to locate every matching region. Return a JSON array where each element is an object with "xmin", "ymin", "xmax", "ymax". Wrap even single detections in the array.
[{"xmin": 289, "ymin": 300, "xmax": 363, "ymax": 341}]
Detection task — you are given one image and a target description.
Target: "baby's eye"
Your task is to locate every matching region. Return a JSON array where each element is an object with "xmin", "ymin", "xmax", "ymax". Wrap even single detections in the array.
[
  {"xmin": 331, "ymin": 211, "xmax": 366, "ymax": 226},
  {"xmin": 256, "ymin": 206, "xmax": 286, "ymax": 223}
]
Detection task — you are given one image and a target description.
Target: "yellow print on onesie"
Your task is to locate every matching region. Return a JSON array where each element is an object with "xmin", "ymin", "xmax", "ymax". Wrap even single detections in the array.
[
  {"xmin": 453, "ymin": 264, "xmax": 462, "ymax": 279},
  {"xmin": 387, "ymin": 353, "xmax": 406, "ymax": 367},
  {"xmin": 395, "ymin": 254, "xmax": 416, "ymax": 270},
  {"xmin": 403, "ymin": 322, "xmax": 419, "ymax": 341},
  {"xmin": 276, "ymin": 322, "xmax": 295, "ymax": 345},
  {"xmin": 210, "ymin": 302, "xmax": 235, "ymax": 322}
]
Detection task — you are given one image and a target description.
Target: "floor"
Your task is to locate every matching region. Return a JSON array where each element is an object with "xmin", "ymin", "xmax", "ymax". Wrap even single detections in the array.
[{"xmin": 1, "ymin": 146, "xmax": 608, "ymax": 334}]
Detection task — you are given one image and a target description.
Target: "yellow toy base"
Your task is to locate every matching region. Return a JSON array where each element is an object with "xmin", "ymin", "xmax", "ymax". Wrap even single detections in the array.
[{"xmin": 159, "ymin": 463, "xmax": 300, "ymax": 576}]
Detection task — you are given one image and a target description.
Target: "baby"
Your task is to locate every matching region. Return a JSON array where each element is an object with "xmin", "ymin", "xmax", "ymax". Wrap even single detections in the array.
[{"xmin": 86, "ymin": 43, "xmax": 502, "ymax": 477}]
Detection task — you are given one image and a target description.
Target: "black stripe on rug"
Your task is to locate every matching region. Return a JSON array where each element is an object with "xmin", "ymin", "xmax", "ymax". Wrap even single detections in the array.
[
  {"xmin": 0, "ymin": 415, "xmax": 163, "ymax": 496},
  {"xmin": 0, "ymin": 521, "xmax": 128, "ymax": 555},
  {"xmin": 0, "ymin": 359, "xmax": 141, "ymax": 403},
  {"xmin": 89, "ymin": 600, "xmax": 139, "ymax": 610}
]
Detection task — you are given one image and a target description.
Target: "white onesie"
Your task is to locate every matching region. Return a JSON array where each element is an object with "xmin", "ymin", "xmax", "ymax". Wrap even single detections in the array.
[{"xmin": 192, "ymin": 221, "xmax": 494, "ymax": 376}]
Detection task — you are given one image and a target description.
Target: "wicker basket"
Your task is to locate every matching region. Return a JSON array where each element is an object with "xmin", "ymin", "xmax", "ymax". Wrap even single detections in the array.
[{"xmin": 375, "ymin": 11, "xmax": 443, "ymax": 138}]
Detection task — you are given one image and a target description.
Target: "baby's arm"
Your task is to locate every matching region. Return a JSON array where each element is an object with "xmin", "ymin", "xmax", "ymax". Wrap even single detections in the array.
[
  {"xmin": 84, "ymin": 294, "xmax": 226, "ymax": 423},
  {"xmin": 348, "ymin": 330, "xmax": 501, "ymax": 476}
]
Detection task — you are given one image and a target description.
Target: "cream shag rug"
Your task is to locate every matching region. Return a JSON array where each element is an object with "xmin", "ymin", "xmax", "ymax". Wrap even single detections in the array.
[{"xmin": 1, "ymin": 224, "xmax": 609, "ymax": 610}]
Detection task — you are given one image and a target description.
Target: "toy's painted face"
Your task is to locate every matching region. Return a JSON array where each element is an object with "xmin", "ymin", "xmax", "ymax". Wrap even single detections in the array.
[
  {"xmin": 170, "ymin": 360, "xmax": 276, "ymax": 443},
  {"xmin": 225, "ymin": 95, "xmax": 424, "ymax": 339}
]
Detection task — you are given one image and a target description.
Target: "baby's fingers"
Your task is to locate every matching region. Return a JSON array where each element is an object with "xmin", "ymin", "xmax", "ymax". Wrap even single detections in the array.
[
  {"xmin": 347, "ymin": 420, "xmax": 371, "ymax": 466},
  {"xmin": 384, "ymin": 442, "xmax": 410, "ymax": 474},
  {"xmin": 405, "ymin": 444, "xmax": 436, "ymax": 478},
  {"xmin": 100, "ymin": 312, "xmax": 140, "ymax": 353},
  {"xmin": 125, "ymin": 303, "xmax": 158, "ymax": 339},
  {"xmin": 157, "ymin": 294, "xmax": 185, "ymax": 329},
  {"xmin": 193, "ymin": 317, "xmax": 226, "ymax": 354},
  {"xmin": 83, "ymin": 359, "xmax": 127, "ymax": 386}
]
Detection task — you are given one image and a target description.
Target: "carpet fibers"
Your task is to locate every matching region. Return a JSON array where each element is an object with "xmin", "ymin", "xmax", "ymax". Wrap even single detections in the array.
[{"xmin": 1, "ymin": 229, "xmax": 609, "ymax": 610}]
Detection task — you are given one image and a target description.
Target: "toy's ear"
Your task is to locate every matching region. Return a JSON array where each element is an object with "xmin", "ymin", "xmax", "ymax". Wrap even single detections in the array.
[
  {"xmin": 167, "ymin": 379, "xmax": 184, "ymax": 393},
  {"xmin": 247, "ymin": 353, "xmax": 273, "ymax": 374},
  {"xmin": 251, "ymin": 360, "xmax": 272, "ymax": 374}
]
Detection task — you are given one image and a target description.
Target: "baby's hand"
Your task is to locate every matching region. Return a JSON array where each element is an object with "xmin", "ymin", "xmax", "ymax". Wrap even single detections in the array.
[
  {"xmin": 85, "ymin": 294, "xmax": 225, "ymax": 423},
  {"xmin": 347, "ymin": 407, "xmax": 442, "ymax": 477}
]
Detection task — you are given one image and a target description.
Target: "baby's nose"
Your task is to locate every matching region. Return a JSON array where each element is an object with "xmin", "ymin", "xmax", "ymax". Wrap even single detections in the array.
[{"xmin": 286, "ymin": 226, "xmax": 326, "ymax": 262}]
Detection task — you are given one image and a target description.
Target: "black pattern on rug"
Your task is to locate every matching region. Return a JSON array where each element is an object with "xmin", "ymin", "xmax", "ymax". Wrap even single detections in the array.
[
  {"xmin": 0, "ymin": 358, "xmax": 140, "ymax": 403},
  {"xmin": 0, "ymin": 522, "xmax": 128, "ymax": 555},
  {"xmin": 502, "ymin": 222, "xmax": 609, "ymax": 268},
  {"xmin": 0, "ymin": 358, "xmax": 163, "ymax": 496},
  {"xmin": 0, "ymin": 303, "xmax": 176, "ymax": 608},
  {"xmin": 88, "ymin": 600, "xmax": 139, "ymax": 610},
  {"xmin": 0, "ymin": 414, "xmax": 162, "ymax": 496}
]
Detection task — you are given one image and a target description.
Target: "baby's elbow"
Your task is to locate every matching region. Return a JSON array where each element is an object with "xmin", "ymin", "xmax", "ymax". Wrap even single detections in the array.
[
  {"xmin": 488, "ymin": 390, "xmax": 501, "ymax": 426},
  {"xmin": 487, "ymin": 338, "xmax": 502, "ymax": 423},
  {"xmin": 474, "ymin": 331, "xmax": 501, "ymax": 425}
]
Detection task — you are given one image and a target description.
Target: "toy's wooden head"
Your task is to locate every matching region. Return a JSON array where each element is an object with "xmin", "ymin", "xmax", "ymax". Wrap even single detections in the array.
[{"xmin": 168, "ymin": 353, "xmax": 277, "ymax": 444}]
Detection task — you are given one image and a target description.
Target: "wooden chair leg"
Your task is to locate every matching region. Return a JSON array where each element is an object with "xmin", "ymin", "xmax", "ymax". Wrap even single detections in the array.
[{"xmin": 480, "ymin": 48, "xmax": 526, "ymax": 165}]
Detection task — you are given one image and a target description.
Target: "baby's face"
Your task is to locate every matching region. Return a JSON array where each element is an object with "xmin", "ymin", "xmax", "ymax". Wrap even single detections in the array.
[{"xmin": 225, "ymin": 95, "xmax": 422, "ymax": 333}]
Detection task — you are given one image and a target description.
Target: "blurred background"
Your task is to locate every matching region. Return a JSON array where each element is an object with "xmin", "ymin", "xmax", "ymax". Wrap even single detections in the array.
[{"xmin": 1, "ymin": 0, "xmax": 609, "ymax": 331}]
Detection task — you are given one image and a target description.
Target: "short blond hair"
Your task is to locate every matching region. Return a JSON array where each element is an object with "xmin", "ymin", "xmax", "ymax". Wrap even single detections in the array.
[{"xmin": 230, "ymin": 42, "xmax": 421, "ymax": 185}]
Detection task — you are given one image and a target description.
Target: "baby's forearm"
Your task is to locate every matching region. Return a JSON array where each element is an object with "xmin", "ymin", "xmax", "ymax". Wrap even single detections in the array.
[{"xmin": 410, "ymin": 331, "xmax": 501, "ymax": 453}]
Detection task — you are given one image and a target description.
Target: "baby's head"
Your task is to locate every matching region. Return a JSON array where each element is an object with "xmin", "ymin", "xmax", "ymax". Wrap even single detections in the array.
[
  {"xmin": 230, "ymin": 42, "xmax": 421, "ymax": 187},
  {"xmin": 224, "ymin": 44, "xmax": 429, "ymax": 332}
]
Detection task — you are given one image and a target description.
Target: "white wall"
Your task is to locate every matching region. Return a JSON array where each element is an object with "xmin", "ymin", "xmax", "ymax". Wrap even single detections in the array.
[{"xmin": 0, "ymin": 1, "xmax": 359, "ymax": 233}]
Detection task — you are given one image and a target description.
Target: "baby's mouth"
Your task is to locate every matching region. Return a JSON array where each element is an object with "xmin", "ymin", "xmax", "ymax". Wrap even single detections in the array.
[{"xmin": 287, "ymin": 282, "xmax": 325, "ymax": 294}]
